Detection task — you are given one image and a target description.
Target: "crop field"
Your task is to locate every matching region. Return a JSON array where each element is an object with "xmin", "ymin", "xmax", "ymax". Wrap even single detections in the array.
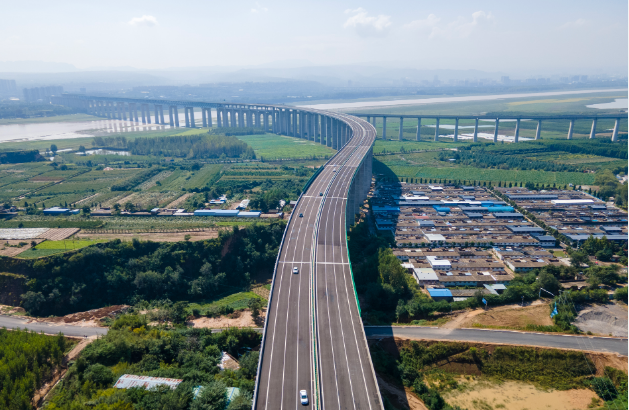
[
  {"xmin": 16, "ymin": 238, "xmax": 107, "ymax": 258},
  {"xmin": 235, "ymin": 133, "xmax": 335, "ymax": 160}
]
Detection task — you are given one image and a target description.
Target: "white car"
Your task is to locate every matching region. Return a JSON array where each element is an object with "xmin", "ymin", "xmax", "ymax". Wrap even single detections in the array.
[
  {"xmin": 293, "ymin": 267, "xmax": 299, "ymax": 274},
  {"xmin": 299, "ymin": 390, "xmax": 309, "ymax": 405}
]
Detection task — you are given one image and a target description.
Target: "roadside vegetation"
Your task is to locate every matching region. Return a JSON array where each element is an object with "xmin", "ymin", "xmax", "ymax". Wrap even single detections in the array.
[
  {"xmin": 45, "ymin": 323, "xmax": 259, "ymax": 410},
  {"xmin": 371, "ymin": 339, "xmax": 628, "ymax": 410}
]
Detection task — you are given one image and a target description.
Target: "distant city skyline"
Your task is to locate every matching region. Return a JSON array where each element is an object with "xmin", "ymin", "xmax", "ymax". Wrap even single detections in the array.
[{"xmin": 1, "ymin": 0, "xmax": 627, "ymax": 76}]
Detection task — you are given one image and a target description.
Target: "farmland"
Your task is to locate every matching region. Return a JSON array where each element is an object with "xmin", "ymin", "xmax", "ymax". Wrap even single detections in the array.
[
  {"xmin": 235, "ymin": 133, "xmax": 335, "ymax": 160},
  {"xmin": 16, "ymin": 239, "xmax": 107, "ymax": 258}
]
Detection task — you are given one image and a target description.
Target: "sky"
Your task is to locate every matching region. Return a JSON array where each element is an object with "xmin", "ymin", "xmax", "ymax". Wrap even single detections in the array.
[{"xmin": 1, "ymin": 0, "xmax": 627, "ymax": 76}]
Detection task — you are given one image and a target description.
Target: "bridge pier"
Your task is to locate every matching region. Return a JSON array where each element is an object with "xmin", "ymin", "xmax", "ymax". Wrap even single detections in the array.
[
  {"xmin": 398, "ymin": 117, "xmax": 403, "ymax": 141},
  {"xmin": 473, "ymin": 118, "xmax": 479, "ymax": 142},
  {"xmin": 611, "ymin": 118, "xmax": 620, "ymax": 142},
  {"xmin": 514, "ymin": 119, "xmax": 520, "ymax": 143},
  {"xmin": 567, "ymin": 119, "xmax": 574, "ymax": 140},
  {"xmin": 434, "ymin": 118, "xmax": 440, "ymax": 141},
  {"xmin": 314, "ymin": 114, "xmax": 319, "ymax": 143},
  {"xmin": 416, "ymin": 118, "xmax": 421, "ymax": 141},
  {"xmin": 382, "ymin": 117, "xmax": 387, "ymax": 140},
  {"xmin": 589, "ymin": 119, "xmax": 597, "ymax": 139},
  {"xmin": 154, "ymin": 105, "xmax": 160, "ymax": 124},
  {"xmin": 494, "ymin": 119, "xmax": 499, "ymax": 142},
  {"xmin": 535, "ymin": 120, "xmax": 542, "ymax": 140},
  {"xmin": 453, "ymin": 118, "xmax": 459, "ymax": 142},
  {"xmin": 141, "ymin": 105, "xmax": 147, "ymax": 124}
]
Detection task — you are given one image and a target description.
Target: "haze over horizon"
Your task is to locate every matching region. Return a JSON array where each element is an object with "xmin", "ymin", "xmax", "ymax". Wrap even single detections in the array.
[{"xmin": 2, "ymin": 0, "xmax": 627, "ymax": 78}]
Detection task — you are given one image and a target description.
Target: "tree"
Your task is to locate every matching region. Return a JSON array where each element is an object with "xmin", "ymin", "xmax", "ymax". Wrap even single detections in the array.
[
  {"xmin": 570, "ymin": 251, "xmax": 589, "ymax": 268},
  {"xmin": 82, "ymin": 206, "xmax": 91, "ymax": 216},
  {"xmin": 21, "ymin": 291, "xmax": 45, "ymax": 314},
  {"xmin": 190, "ymin": 380, "xmax": 228, "ymax": 410},
  {"xmin": 124, "ymin": 201, "xmax": 135, "ymax": 212},
  {"xmin": 50, "ymin": 144, "xmax": 58, "ymax": 154},
  {"xmin": 248, "ymin": 298, "xmax": 262, "ymax": 320},
  {"xmin": 78, "ymin": 145, "xmax": 86, "ymax": 155}
]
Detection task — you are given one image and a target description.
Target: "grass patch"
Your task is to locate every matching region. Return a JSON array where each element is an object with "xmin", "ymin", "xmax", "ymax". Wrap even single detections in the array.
[
  {"xmin": 187, "ymin": 291, "xmax": 266, "ymax": 315},
  {"xmin": 235, "ymin": 133, "xmax": 335, "ymax": 160},
  {"xmin": 17, "ymin": 239, "xmax": 106, "ymax": 258}
]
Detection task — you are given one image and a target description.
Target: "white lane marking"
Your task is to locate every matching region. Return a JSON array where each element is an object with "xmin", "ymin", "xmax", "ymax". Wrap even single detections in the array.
[{"xmin": 331, "ymin": 200, "xmax": 358, "ymax": 410}]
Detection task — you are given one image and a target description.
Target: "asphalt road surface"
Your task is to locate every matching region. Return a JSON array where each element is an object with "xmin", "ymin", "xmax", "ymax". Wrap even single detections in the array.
[
  {"xmin": 364, "ymin": 326, "xmax": 628, "ymax": 356},
  {"xmin": 0, "ymin": 315, "xmax": 108, "ymax": 337},
  {"xmin": 255, "ymin": 111, "xmax": 382, "ymax": 410}
]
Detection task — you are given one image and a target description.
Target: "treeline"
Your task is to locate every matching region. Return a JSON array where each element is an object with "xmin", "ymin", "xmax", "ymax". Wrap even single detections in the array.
[
  {"xmin": 92, "ymin": 135, "xmax": 128, "ymax": 148},
  {"xmin": 0, "ymin": 102, "xmax": 76, "ymax": 119},
  {"xmin": 208, "ymin": 127, "xmax": 265, "ymax": 137},
  {"xmin": 0, "ymin": 329, "xmax": 68, "ymax": 410},
  {"xmin": 111, "ymin": 167, "xmax": 163, "ymax": 191},
  {"xmin": 127, "ymin": 134, "xmax": 256, "ymax": 160},
  {"xmin": 11, "ymin": 222, "xmax": 285, "ymax": 316},
  {"xmin": 438, "ymin": 150, "xmax": 582, "ymax": 172},
  {"xmin": 0, "ymin": 150, "xmax": 45, "ymax": 164},
  {"xmin": 46, "ymin": 324, "xmax": 259, "ymax": 410}
]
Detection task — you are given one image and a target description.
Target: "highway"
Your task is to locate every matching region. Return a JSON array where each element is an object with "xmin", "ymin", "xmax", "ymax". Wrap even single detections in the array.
[
  {"xmin": 254, "ymin": 111, "xmax": 382, "ymax": 410},
  {"xmin": 364, "ymin": 326, "xmax": 628, "ymax": 356}
]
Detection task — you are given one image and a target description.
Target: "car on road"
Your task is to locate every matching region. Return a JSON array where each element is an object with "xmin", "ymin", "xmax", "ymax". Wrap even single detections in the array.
[
  {"xmin": 299, "ymin": 390, "xmax": 308, "ymax": 405},
  {"xmin": 299, "ymin": 213, "xmax": 303, "ymax": 217},
  {"xmin": 319, "ymin": 192, "xmax": 323, "ymax": 196},
  {"xmin": 293, "ymin": 267, "xmax": 299, "ymax": 274}
]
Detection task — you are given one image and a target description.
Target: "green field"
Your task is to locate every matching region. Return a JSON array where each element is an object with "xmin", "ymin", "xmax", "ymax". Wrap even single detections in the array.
[
  {"xmin": 187, "ymin": 291, "xmax": 266, "ymax": 315},
  {"xmin": 235, "ymin": 133, "xmax": 336, "ymax": 160},
  {"xmin": 17, "ymin": 239, "xmax": 106, "ymax": 258},
  {"xmin": 0, "ymin": 113, "xmax": 100, "ymax": 125}
]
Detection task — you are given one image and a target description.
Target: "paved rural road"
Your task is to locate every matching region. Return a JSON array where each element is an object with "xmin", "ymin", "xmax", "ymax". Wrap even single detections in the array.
[
  {"xmin": 364, "ymin": 326, "xmax": 629, "ymax": 356},
  {"xmin": 254, "ymin": 110, "xmax": 381, "ymax": 410},
  {"xmin": 0, "ymin": 315, "xmax": 108, "ymax": 337}
]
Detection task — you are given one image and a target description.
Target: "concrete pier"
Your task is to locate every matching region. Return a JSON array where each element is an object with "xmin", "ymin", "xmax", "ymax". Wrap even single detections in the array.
[
  {"xmin": 434, "ymin": 118, "xmax": 440, "ymax": 141},
  {"xmin": 567, "ymin": 119, "xmax": 574, "ymax": 140},
  {"xmin": 382, "ymin": 117, "xmax": 387, "ymax": 140},
  {"xmin": 453, "ymin": 118, "xmax": 459, "ymax": 142},
  {"xmin": 416, "ymin": 118, "xmax": 421, "ymax": 141},
  {"xmin": 314, "ymin": 114, "xmax": 319, "ymax": 143},
  {"xmin": 190, "ymin": 108, "xmax": 196, "ymax": 127},
  {"xmin": 473, "ymin": 118, "xmax": 479, "ymax": 142},
  {"xmin": 589, "ymin": 119, "xmax": 597, "ymax": 139},
  {"xmin": 611, "ymin": 118, "xmax": 620, "ymax": 142},
  {"xmin": 263, "ymin": 112, "xmax": 269, "ymax": 132},
  {"xmin": 493, "ymin": 119, "xmax": 499, "ymax": 143},
  {"xmin": 514, "ymin": 119, "xmax": 520, "ymax": 143},
  {"xmin": 202, "ymin": 109, "xmax": 208, "ymax": 127},
  {"xmin": 154, "ymin": 105, "xmax": 160, "ymax": 124},
  {"xmin": 184, "ymin": 108, "xmax": 190, "ymax": 127},
  {"xmin": 398, "ymin": 117, "xmax": 404, "ymax": 141},
  {"xmin": 141, "ymin": 105, "xmax": 147, "ymax": 124},
  {"xmin": 535, "ymin": 120, "xmax": 542, "ymax": 140}
]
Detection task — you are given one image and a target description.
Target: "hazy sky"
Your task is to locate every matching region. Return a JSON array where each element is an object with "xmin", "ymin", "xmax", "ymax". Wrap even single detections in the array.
[{"xmin": 2, "ymin": 0, "xmax": 627, "ymax": 75}]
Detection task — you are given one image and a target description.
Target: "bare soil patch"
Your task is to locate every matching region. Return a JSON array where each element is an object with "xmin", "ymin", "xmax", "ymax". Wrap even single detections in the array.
[
  {"xmin": 189, "ymin": 309, "xmax": 266, "ymax": 329},
  {"xmin": 37, "ymin": 228, "xmax": 80, "ymax": 240},
  {"xmin": 443, "ymin": 379, "xmax": 598, "ymax": 410},
  {"xmin": 76, "ymin": 230, "xmax": 218, "ymax": 242},
  {"xmin": 575, "ymin": 303, "xmax": 628, "ymax": 337},
  {"xmin": 459, "ymin": 302, "xmax": 553, "ymax": 329},
  {"xmin": 32, "ymin": 305, "xmax": 129, "ymax": 326},
  {"xmin": 376, "ymin": 375, "xmax": 427, "ymax": 410},
  {"xmin": 0, "ymin": 239, "xmax": 44, "ymax": 257}
]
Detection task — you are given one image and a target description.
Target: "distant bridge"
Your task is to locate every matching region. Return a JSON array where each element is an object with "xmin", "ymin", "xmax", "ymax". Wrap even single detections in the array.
[{"xmin": 347, "ymin": 113, "xmax": 627, "ymax": 142}]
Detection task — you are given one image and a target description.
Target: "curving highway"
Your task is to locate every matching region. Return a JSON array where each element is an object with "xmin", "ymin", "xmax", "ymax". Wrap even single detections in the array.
[{"xmin": 254, "ymin": 111, "xmax": 381, "ymax": 410}]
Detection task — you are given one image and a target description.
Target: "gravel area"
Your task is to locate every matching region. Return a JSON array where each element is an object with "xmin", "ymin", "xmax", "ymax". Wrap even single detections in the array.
[{"xmin": 574, "ymin": 303, "xmax": 628, "ymax": 337}]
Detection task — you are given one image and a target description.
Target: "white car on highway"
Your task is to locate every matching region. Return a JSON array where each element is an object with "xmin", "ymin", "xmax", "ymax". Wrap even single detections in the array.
[
  {"xmin": 299, "ymin": 389, "xmax": 308, "ymax": 405},
  {"xmin": 293, "ymin": 267, "xmax": 299, "ymax": 274}
]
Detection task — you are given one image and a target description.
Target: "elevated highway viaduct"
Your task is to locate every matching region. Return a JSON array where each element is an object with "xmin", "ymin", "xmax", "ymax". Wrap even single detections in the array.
[{"xmin": 56, "ymin": 94, "xmax": 383, "ymax": 409}]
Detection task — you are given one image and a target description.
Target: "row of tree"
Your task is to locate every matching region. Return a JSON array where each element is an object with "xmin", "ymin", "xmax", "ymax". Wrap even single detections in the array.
[{"xmin": 127, "ymin": 134, "xmax": 256, "ymax": 160}]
